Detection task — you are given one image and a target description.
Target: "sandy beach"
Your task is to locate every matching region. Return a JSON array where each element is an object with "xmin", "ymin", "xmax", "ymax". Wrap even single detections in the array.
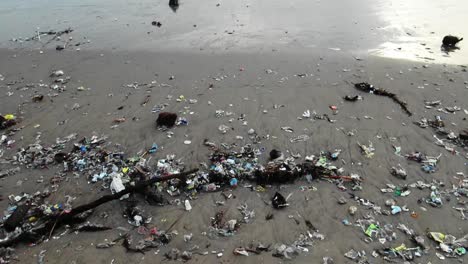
[{"xmin": 1, "ymin": 0, "xmax": 467, "ymax": 263}]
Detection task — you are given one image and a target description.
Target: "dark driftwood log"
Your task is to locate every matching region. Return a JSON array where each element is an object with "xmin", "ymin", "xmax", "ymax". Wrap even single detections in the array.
[
  {"xmin": 0, "ymin": 169, "xmax": 198, "ymax": 247},
  {"xmin": 61, "ymin": 168, "xmax": 198, "ymax": 219}
]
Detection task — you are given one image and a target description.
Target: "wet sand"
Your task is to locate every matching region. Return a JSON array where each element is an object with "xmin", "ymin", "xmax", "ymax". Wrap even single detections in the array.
[
  {"xmin": 1, "ymin": 0, "xmax": 468, "ymax": 263},
  {"xmin": 1, "ymin": 48, "xmax": 467, "ymax": 263}
]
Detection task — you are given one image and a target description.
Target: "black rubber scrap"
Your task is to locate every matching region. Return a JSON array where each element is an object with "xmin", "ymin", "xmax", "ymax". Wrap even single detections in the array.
[
  {"xmin": 269, "ymin": 149, "xmax": 281, "ymax": 160},
  {"xmin": 344, "ymin": 95, "xmax": 359, "ymax": 102},
  {"xmin": 272, "ymin": 192, "xmax": 288, "ymax": 209},
  {"xmin": 4, "ymin": 204, "xmax": 31, "ymax": 232},
  {"xmin": 460, "ymin": 129, "xmax": 468, "ymax": 140},
  {"xmin": 156, "ymin": 112, "xmax": 178, "ymax": 127}
]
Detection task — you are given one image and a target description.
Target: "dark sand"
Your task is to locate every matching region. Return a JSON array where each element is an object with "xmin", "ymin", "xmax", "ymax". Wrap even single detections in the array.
[
  {"xmin": 1, "ymin": 49, "xmax": 467, "ymax": 263},
  {"xmin": 1, "ymin": 0, "xmax": 468, "ymax": 263}
]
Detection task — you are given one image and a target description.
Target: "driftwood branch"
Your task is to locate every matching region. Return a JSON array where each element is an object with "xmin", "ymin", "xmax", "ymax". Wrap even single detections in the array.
[
  {"xmin": 354, "ymin": 82, "xmax": 412, "ymax": 116},
  {"xmin": 0, "ymin": 169, "xmax": 198, "ymax": 247},
  {"xmin": 63, "ymin": 168, "xmax": 198, "ymax": 218}
]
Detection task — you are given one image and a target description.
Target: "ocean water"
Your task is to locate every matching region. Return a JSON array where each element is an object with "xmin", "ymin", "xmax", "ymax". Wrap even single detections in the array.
[{"xmin": 0, "ymin": 0, "xmax": 466, "ymax": 64}]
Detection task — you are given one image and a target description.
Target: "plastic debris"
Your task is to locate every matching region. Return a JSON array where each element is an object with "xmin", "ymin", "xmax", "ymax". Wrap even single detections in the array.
[
  {"xmin": 358, "ymin": 141, "xmax": 375, "ymax": 158},
  {"xmin": 390, "ymin": 165, "xmax": 407, "ymax": 180},
  {"xmin": 184, "ymin": 200, "xmax": 192, "ymax": 211},
  {"xmin": 148, "ymin": 143, "xmax": 158, "ymax": 153},
  {"xmin": 233, "ymin": 247, "xmax": 249, "ymax": 256}
]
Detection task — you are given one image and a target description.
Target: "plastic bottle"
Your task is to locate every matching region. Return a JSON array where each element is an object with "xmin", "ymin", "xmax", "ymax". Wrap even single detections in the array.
[
  {"xmin": 230, "ymin": 178, "xmax": 238, "ymax": 187},
  {"xmin": 184, "ymin": 200, "xmax": 192, "ymax": 211},
  {"xmin": 394, "ymin": 187, "xmax": 402, "ymax": 197},
  {"xmin": 391, "ymin": 205, "xmax": 402, "ymax": 215}
]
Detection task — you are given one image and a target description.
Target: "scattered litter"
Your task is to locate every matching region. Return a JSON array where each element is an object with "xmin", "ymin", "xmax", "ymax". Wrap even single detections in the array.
[{"xmin": 2, "ymin": 28, "xmax": 468, "ymax": 264}]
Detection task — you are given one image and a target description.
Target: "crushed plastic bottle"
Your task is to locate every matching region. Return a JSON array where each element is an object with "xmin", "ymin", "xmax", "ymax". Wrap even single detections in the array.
[
  {"xmin": 365, "ymin": 224, "xmax": 379, "ymax": 237},
  {"xmin": 391, "ymin": 205, "xmax": 402, "ymax": 215},
  {"xmin": 330, "ymin": 149, "xmax": 341, "ymax": 160},
  {"xmin": 110, "ymin": 175, "xmax": 128, "ymax": 199},
  {"xmin": 184, "ymin": 200, "xmax": 192, "ymax": 211},
  {"xmin": 344, "ymin": 249, "xmax": 360, "ymax": 260},
  {"xmin": 149, "ymin": 143, "xmax": 158, "ymax": 153},
  {"xmin": 230, "ymin": 178, "xmax": 238, "ymax": 187},
  {"xmin": 390, "ymin": 166, "xmax": 407, "ymax": 180},
  {"xmin": 429, "ymin": 186, "xmax": 443, "ymax": 206}
]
